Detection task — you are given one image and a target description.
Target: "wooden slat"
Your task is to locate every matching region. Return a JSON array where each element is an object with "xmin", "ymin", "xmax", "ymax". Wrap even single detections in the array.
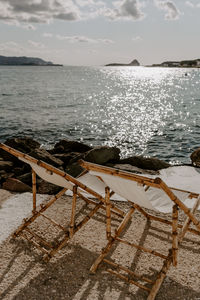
[
  {"xmin": 172, "ymin": 205, "xmax": 178, "ymax": 266},
  {"xmin": 103, "ymin": 258, "xmax": 154, "ymax": 284},
  {"xmin": 24, "ymin": 227, "xmax": 53, "ymax": 249},
  {"xmin": 115, "ymin": 237, "xmax": 168, "ymax": 260},
  {"xmin": 19, "ymin": 232, "xmax": 49, "ymax": 254},
  {"xmin": 39, "ymin": 213, "xmax": 66, "ymax": 232},
  {"xmin": 107, "ymin": 268, "xmax": 151, "ymax": 292},
  {"xmin": 32, "ymin": 169, "xmax": 37, "ymax": 213}
]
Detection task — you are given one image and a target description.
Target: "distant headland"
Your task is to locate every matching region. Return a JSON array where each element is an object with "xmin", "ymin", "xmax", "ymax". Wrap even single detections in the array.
[
  {"xmin": 105, "ymin": 58, "xmax": 200, "ymax": 68},
  {"xmin": 0, "ymin": 55, "xmax": 63, "ymax": 66},
  {"xmin": 150, "ymin": 58, "xmax": 200, "ymax": 68},
  {"xmin": 105, "ymin": 59, "xmax": 140, "ymax": 67}
]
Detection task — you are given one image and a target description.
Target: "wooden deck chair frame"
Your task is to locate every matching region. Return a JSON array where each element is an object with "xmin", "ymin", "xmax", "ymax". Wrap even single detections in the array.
[
  {"xmin": 79, "ymin": 160, "xmax": 200, "ymax": 300},
  {"xmin": 0, "ymin": 143, "xmax": 124, "ymax": 262}
]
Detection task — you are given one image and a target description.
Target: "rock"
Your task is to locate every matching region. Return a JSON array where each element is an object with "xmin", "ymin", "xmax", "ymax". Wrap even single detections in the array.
[
  {"xmin": 190, "ymin": 148, "xmax": 200, "ymax": 167},
  {"xmin": 0, "ymin": 149, "xmax": 20, "ymax": 164},
  {"xmin": 17, "ymin": 172, "xmax": 32, "ymax": 186},
  {"xmin": 0, "ymin": 171, "xmax": 14, "ymax": 181},
  {"xmin": 13, "ymin": 167, "xmax": 27, "ymax": 177},
  {"xmin": 37, "ymin": 180, "xmax": 61, "ymax": 194},
  {"xmin": 0, "ymin": 161, "xmax": 13, "ymax": 171},
  {"xmin": 51, "ymin": 139, "xmax": 92, "ymax": 154},
  {"xmin": 3, "ymin": 177, "xmax": 32, "ymax": 192},
  {"xmin": 65, "ymin": 163, "xmax": 84, "ymax": 178},
  {"xmin": 84, "ymin": 146, "xmax": 120, "ymax": 165},
  {"xmin": 53, "ymin": 152, "xmax": 83, "ymax": 166},
  {"xmin": 4, "ymin": 137, "xmax": 40, "ymax": 153},
  {"xmin": 29, "ymin": 148, "xmax": 63, "ymax": 168},
  {"xmin": 109, "ymin": 163, "xmax": 159, "ymax": 175},
  {"xmin": 119, "ymin": 156, "xmax": 170, "ymax": 171}
]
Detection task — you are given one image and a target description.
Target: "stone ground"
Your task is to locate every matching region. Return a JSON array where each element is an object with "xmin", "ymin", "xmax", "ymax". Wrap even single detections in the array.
[{"xmin": 0, "ymin": 191, "xmax": 200, "ymax": 300}]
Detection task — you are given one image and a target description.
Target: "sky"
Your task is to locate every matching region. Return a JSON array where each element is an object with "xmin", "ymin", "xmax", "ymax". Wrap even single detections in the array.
[{"xmin": 0, "ymin": 0, "xmax": 200, "ymax": 66}]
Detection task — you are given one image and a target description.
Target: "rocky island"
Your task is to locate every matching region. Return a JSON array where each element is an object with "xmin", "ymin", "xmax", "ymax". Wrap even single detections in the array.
[
  {"xmin": 105, "ymin": 59, "xmax": 140, "ymax": 67},
  {"xmin": 0, "ymin": 55, "xmax": 62, "ymax": 66}
]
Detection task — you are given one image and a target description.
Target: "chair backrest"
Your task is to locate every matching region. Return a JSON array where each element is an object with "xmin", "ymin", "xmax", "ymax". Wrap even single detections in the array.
[
  {"xmin": 19, "ymin": 156, "xmax": 74, "ymax": 190},
  {"xmin": 80, "ymin": 161, "xmax": 197, "ymax": 214}
]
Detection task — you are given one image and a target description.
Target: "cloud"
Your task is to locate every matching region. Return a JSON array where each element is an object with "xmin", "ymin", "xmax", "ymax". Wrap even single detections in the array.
[
  {"xmin": 132, "ymin": 35, "xmax": 142, "ymax": 42},
  {"xmin": 104, "ymin": 0, "xmax": 145, "ymax": 21},
  {"xmin": 185, "ymin": 1, "xmax": 200, "ymax": 8},
  {"xmin": 43, "ymin": 32, "xmax": 53, "ymax": 37},
  {"xmin": 185, "ymin": 1, "xmax": 194, "ymax": 7},
  {"xmin": 154, "ymin": 0, "xmax": 181, "ymax": 20},
  {"xmin": 0, "ymin": 0, "xmax": 81, "ymax": 24},
  {"xmin": 56, "ymin": 34, "xmax": 114, "ymax": 44},
  {"xmin": 28, "ymin": 40, "xmax": 45, "ymax": 48}
]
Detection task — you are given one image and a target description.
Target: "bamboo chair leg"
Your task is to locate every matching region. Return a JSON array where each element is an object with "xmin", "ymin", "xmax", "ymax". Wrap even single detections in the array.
[
  {"xmin": 13, "ymin": 188, "xmax": 67, "ymax": 237},
  {"xmin": 32, "ymin": 169, "xmax": 37, "ymax": 214},
  {"xmin": 178, "ymin": 195, "xmax": 200, "ymax": 243},
  {"xmin": 90, "ymin": 207, "xmax": 135, "ymax": 273},
  {"xmin": 172, "ymin": 205, "xmax": 178, "ymax": 266},
  {"xmin": 69, "ymin": 185, "xmax": 77, "ymax": 238},
  {"xmin": 147, "ymin": 251, "xmax": 173, "ymax": 300},
  {"xmin": 105, "ymin": 186, "xmax": 111, "ymax": 241}
]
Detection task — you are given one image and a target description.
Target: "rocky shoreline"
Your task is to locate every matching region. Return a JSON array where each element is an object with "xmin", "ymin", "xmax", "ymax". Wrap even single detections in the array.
[{"xmin": 0, "ymin": 137, "xmax": 199, "ymax": 194}]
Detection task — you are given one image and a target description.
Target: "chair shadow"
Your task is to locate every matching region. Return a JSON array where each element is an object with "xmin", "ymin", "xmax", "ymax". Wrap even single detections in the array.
[
  {"xmin": 1, "ymin": 207, "xmax": 200, "ymax": 300},
  {"xmin": 1, "ymin": 240, "xmax": 199, "ymax": 300}
]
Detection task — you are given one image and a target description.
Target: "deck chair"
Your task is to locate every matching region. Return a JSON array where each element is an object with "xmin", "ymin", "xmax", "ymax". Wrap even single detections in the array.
[
  {"xmin": 0, "ymin": 143, "xmax": 124, "ymax": 261},
  {"xmin": 79, "ymin": 160, "xmax": 200, "ymax": 300}
]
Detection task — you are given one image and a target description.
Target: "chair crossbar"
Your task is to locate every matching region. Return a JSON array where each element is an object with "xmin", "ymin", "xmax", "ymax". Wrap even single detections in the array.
[
  {"xmin": 115, "ymin": 237, "xmax": 168, "ymax": 260},
  {"xmin": 19, "ymin": 232, "xmax": 49, "ymax": 255},
  {"xmin": 107, "ymin": 268, "xmax": 151, "ymax": 292},
  {"xmin": 103, "ymin": 258, "xmax": 154, "ymax": 284},
  {"xmin": 24, "ymin": 227, "xmax": 54, "ymax": 249},
  {"xmin": 39, "ymin": 213, "xmax": 67, "ymax": 232}
]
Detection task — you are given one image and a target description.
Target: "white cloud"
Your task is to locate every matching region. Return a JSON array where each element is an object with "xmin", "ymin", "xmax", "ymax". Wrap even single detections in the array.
[
  {"xmin": 0, "ymin": 0, "xmax": 81, "ymax": 24},
  {"xmin": 185, "ymin": 1, "xmax": 194, "ymax": 7},
  {"xmin": 132, "ymin": 35, "xmax": 142, "ymax": 42},
  {"xmin": 104, "ymin": 0, "xmax": 145, "ymax": 21},
  {"xmin": 154, "ymin": 0, "xmax": 181, "ymax": 20},
  {"xmin": 28, "ymin": 40, "xmax": 45, "ymax": 48},
  {"xmin": 56, "ymin": 34, "xmax": 114, "ymax": 44},
  {"xmin": 43, "ymin": 32, "xmax": 53, "ymax": 37}
]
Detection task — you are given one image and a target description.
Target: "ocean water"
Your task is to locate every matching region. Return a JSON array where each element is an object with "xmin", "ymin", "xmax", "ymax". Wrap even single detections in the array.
[{"xmin": 0, "ymin": 65, "xmax": 200, "ymax": 164}]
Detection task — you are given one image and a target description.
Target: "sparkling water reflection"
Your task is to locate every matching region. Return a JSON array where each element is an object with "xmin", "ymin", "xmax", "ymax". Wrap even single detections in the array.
[{"xmin": 0, "ymin": 66, "xmax": 200, "ymax": 164}]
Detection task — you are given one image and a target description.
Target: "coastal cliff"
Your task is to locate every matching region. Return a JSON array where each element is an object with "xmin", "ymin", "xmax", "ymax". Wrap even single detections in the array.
[{"xmin": 0, "ymin": 55, "xmax": 62, "ymax": 66}]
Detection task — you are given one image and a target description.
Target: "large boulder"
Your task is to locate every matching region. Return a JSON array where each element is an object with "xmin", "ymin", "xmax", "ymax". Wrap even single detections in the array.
[
  {"xmin": 50, "ymin": 139, "xmax": 92, "ymax": 154},
  {"xmin": 84, "ymin": 146, "xmax": 120, "ymax": 165},
  {"xmin": 119, "ymin": 156, "xmax": 170, "ymax": 171},
  {"xmin": 110, "ymin": 163, "xmax": 159, "ymax": 175},
  {"xmin": 53, "ymin": 152, "xmax": 83, "ymax": 166},
  {"xmin": 29, "ymin": 148, "xmax": 63, "ymax": 168},
  {"xmin": 4, "ymin": 137, "xmax": 40, "ymax": 153},
  {"xmin": 190, "ymin": 148, "xmax": 200, "ymax": 167},
  {"xmin": 0, "ymin": 161, "xmax": 13, "ymax": 171},
  {"xmin": 3, "ymin": 177, "xmax": 32, "ymax": 192},
  {"xmin": 65, "ymin": 163, "xmax": 84, "ymax": 178},
  {"xmin": 37, "ymin": 180, "xmax": 61, "ymax": 194}
]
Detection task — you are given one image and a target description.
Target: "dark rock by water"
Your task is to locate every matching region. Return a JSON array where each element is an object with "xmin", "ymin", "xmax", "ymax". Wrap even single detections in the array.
[
  {"xmin": 5, "ymin": 137, "xmax": 40, "ymax": 153},
  {"xmin": 29, "ymin": 148, "xmax": 63, "ymax": 168},
  {"xmin": 0, "ymin": 136, "xmax": 177, "ymax": 194},
  {"xmin": 84, "ymin": 146, "xmax": 120, "ymax": 165},
  {"xmin": 3, "ymin": 177, "xmax": 32, "ymax": 193},
  {"xmin": 190, "ymin": 148, "xmax": 200, "ymax": 167},
  {"xmin": 51, "ymin": 139, "xmax": 92, "ymax": 154},
  {"xmin": 119, "ymin": 156, "xmax": 170, "ymax": 171}
]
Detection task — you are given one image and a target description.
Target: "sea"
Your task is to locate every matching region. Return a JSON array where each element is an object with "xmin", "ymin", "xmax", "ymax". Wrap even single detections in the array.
[{"xmin": 0, "ymin": 65, "xmax": 200, "ymax": 164}]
